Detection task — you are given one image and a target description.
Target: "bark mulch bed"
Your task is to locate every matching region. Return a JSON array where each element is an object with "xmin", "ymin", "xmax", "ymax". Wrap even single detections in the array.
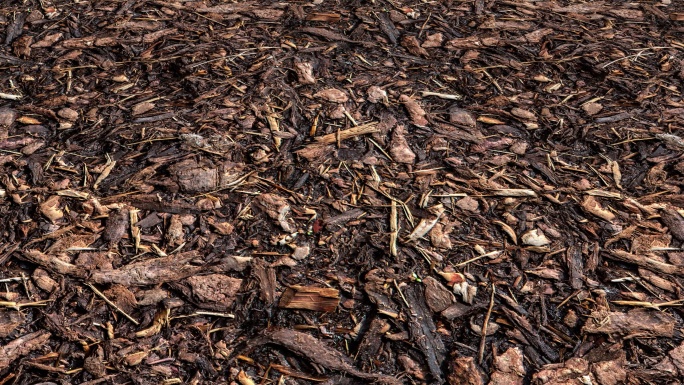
[{"xmin": 2, "ymin": 0, "xmax": 684, "ymax": 384}]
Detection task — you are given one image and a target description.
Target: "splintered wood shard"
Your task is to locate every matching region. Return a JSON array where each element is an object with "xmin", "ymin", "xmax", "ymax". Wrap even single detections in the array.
[
  {"xmin": 313, "ymin": 122, "xmax": 379, "ymax": 144},
  {"xmin": 279, "ymin": 285, "xmax": 340, "ymax": 312}
]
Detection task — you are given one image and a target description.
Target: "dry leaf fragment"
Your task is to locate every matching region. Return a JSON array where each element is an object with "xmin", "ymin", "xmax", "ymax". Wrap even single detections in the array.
[
  {"xmin": 207, "ymin": 216, "xmax": 234, "ymax": 235},
  {"xmin": 610, "ymin": 159, "xmax": 622, "ymax": 189},
  {"xmin": 40, "ymin": 195, "xmax": 63, "ymax": 224},
  {"xmin": 477, "ymin": 116, "xmax": 505, "ymax": 125},
  {"xmin": 131, "ymin": 101, "xmax": 155, "ymax": 116},
  {"xmin": 407, "ymin": 204, "xmax": 445, "ymax": 242},
  {"xmin": 510, "ymin": 107, "xmax": 536, "ymax": 121},
  {"xmin": 492, "ymin": 189, "xmax": 537, "ymax": 197},
  {"xmin": 438, "ymin": 271, "xmax": 476, "ymax": 304},
  {"xmin": 521, "ymin": 229, "xmax": 550, "ymax": 246},
  {"xmin": 314, "ymin": 88, "xmax": 348, "ymax": 103},
  {"xmin": 582, "ymin": 196, "xmax": 615, "ymax": 222},
  {"xmin": 533, "ymin": 74, "xmax": 552, "ymax": 82},
  {"xmin": 656, "ymin": 133, "xmax": 684, "ymax": 151},
  {"xmin": 430, "ymin": 222, "xmax": 453, "ymax": 249},
  {"xmin": 399, "ymin": 94, "xmax": 428, "ymax": 127},
  {"xmin": 238, "ymin": 370, "xmax": 257, "ymax": 385},
  {"xmin": 17, "ymin": 116, "xmax": 41, "ymax": 125},
  {"xmin": 93, "ymin": 155, "xmax": 116, "ymax": 189},
  {"xmin": 255, "ymin": 193, "xmax": 295, "ymax": 232},
  {"xmin": 494, "ymin": 220, "xmax": 517, "ymax": 244}
]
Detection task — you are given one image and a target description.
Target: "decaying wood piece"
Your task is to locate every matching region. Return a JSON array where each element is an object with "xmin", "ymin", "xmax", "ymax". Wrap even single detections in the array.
[
  {"xmin": 447, "ymin": 356, "xmax": 485, "ymax": 385},
  {"xmin": 660, "ymin": 206, "xmax": 684, "ymax": 241},
  {"xmin": 168, "ymin": 159, "xmax": 246, "ymax": 193},
  {"xmin": 502, "ymin": 308, "xmax": 559, "ymax": 362},
  {"xmin": 583, "ymin": 309, "xmax": 675, "ymax": 337},
  {"xmin": 604, "ymin": 250, "xmax": 684, "ymax": 276},
  {"xmin": 22, "ymin": 250, "xmax": 248, "ymax": 287},
  {"xmin": 0, "ymin": 330, "xmax": 51, "ymax": 368},
  {"xmin": 531, "ymin": 357, "xmax": 590, "ymax": 385},
  {"xmin": 324, "ymin": 208, "xmax": 365, "ymax": 231},
  {"xmin": 356, "ymin": 317, "xmax": 390, "ymax": 366},
  {"xmin": 489, "ymin": 347, "xmax": 524, "ymax": 385},
  {"xmin": 261, "ymin": 328, "xmax": 401, "ymax": 384},
  {"xmin": 279, "ymin": 285, "xmax": 339, "ymax": 312},
  {"xmin": 404, "ymin": 284, "xmax": 446, "ymax": 383},
  {"xmin": 171, "ymin": 274, "xmax": 243, "ymax": 311}
]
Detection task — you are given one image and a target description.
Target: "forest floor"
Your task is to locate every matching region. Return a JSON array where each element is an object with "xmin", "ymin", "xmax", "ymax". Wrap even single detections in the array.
[{"xmin": 1, "ymin": 0, "xmax": 684, "ymax": 384}]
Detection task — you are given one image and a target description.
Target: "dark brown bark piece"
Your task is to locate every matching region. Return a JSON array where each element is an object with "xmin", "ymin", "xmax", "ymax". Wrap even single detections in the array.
[
  {"xmin": 376, "ymin": 13, "xmax": 399, "ymax": 44},
  {"xmin": 253, "ymin": 258, "xmax": 277, "ymax": 306},
  {"xmin": 404, "ymin": 284, "xmax": 446, "ymax": 383},
  {"xmin": 355, "ymin": 317, "xmax": 389, "ymax": 366},
  {"xmin": 661, "ymin": 206, "xmax": 684, "ymax": 241},
  {"xmin": 0, "ymin": 330, "xmax": 51, "ymax": 368},
  {"xmin": 566, "ymin": 245, "xmax": 583, "ymax": 289},
  {"xmin": 279, "ymin": 285, "xmax": 339, "ymax": 312},
  {"xmin": 103, "ymin": 208, "xmax": 129, "ymax": 247},
  {"xmin": 503, "ymin": 307, "xmax": 559, "ymax": 362},
  {"xmin": 0, "ymin": 311, "xmax": 23, "ymax": 338},
  {"xmin": 423, "ymin": 276, "xmax": 455, "ymax": 313},
  {"xmin": 5, "ymin": 13, "xmax": 26, "ymax": 45},
  {"xmin": 262, "ymin": 328, "xmax": 401, "ymax": 384}
]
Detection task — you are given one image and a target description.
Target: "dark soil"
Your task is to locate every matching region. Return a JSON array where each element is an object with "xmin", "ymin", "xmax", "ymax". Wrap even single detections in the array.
[{"xmin": 1, "ymin": 0, "xmax": 684, "ymax": 384}]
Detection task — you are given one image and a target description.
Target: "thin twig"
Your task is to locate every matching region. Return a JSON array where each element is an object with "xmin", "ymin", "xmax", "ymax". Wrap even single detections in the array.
[
  {"xmin": 86, "ymin": 283, "xmax": 140, "ymax": 325},
  {"xmin": 478, "ymin": 284, "xmax": 496, "ymax": 365}
]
